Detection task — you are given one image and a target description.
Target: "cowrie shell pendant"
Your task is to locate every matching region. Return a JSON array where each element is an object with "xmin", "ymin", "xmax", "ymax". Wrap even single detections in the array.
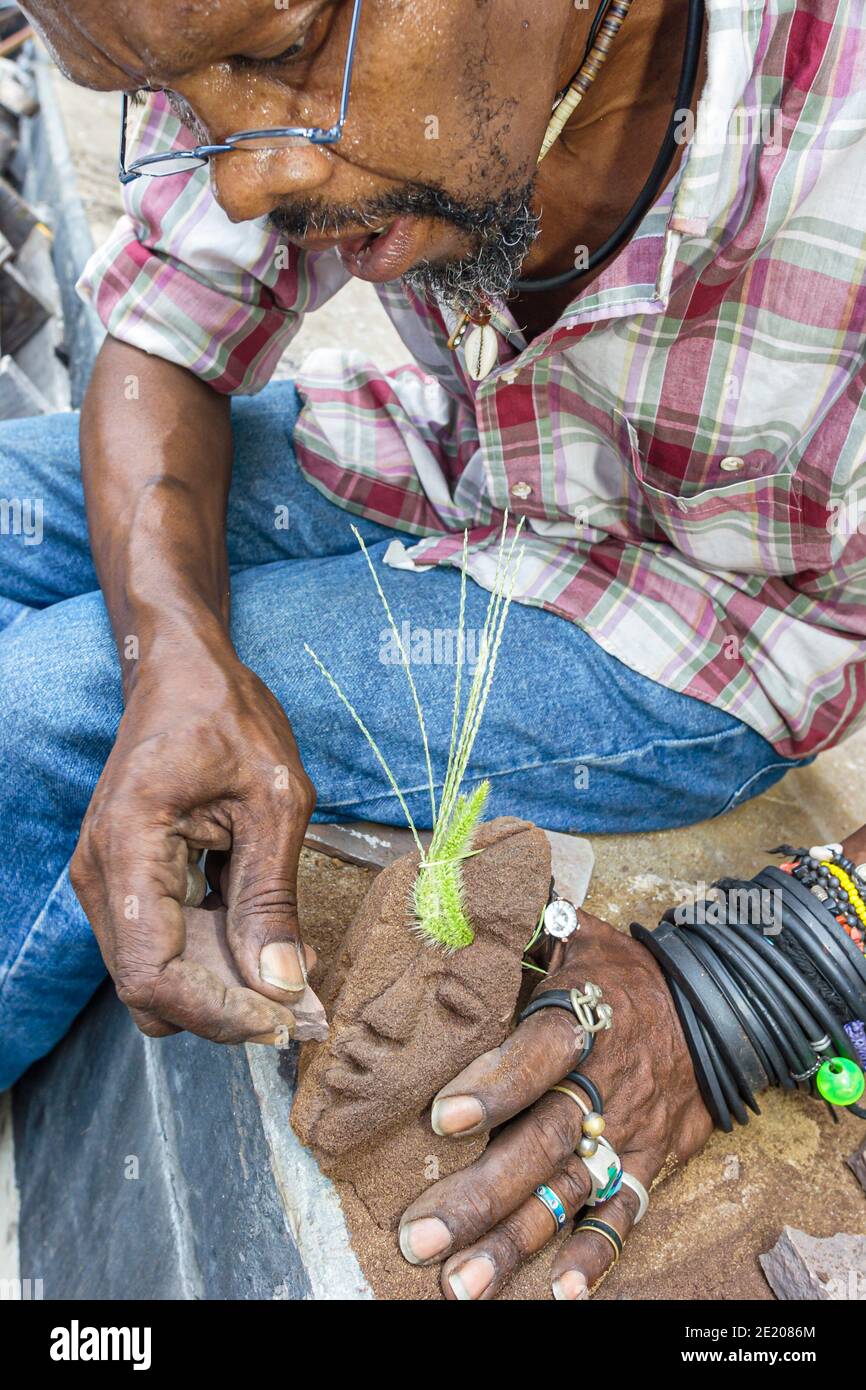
[{"xmin": 464, "ymin": 322, "xmax": 499, "ymax": 381}]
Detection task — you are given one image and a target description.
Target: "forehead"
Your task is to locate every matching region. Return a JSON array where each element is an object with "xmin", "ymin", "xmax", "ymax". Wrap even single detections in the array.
[{"xmin": 26, "ymin": 0, "xmax": 330, "ymax": 88}]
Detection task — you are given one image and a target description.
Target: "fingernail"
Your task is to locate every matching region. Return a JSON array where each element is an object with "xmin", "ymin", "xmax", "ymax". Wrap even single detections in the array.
[
  {"xmin": 552, "ymin": 1271, "xmax": 588, "ymax": 1301},
  {"xmin": 399, "ymin": 1218, "xmax": 451, "ymax": 1265},
  {"xmin": 449, "ymin": 1256, "xmax": 495, "ymax": 1301},
  {"xmin": 431, "ymin": 1095, "xmax": 484, "ymax": 1136},
  {"xmin": 260, "ymin": 941, "xmax": 306, "ymax": 993}
]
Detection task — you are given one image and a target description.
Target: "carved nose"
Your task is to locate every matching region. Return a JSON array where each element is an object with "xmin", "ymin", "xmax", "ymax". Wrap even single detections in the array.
[{"xmin": 358, "ymin": 974, "xmax": 417, "ymax": 1043}]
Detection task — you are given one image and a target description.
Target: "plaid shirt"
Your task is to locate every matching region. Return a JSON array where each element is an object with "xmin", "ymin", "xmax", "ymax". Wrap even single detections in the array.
[{"xmin": 78, "ymin": 0, "xmax": 866, "ymax": 759}]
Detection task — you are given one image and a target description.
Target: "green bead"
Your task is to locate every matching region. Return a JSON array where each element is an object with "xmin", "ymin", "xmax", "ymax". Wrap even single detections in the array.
[{"xmin": 816, "ymin": 1057, "xmax": 865, "ymax": 1106}]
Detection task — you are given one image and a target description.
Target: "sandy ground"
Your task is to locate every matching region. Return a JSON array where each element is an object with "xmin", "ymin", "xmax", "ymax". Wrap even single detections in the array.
[{"xmin": 13, "ymin": 65, "xmax": 865, "ymax": 1300}]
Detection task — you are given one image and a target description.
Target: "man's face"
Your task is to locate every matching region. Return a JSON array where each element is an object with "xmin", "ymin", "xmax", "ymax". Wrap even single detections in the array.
[{"xmin": 25, "ymin": 0, "xmax": 580, "ymax": 311}]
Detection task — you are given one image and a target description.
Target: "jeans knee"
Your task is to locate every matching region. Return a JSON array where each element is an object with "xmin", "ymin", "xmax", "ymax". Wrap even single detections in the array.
[{"xmin": 0, "ymin": 591, "xmax": 120, "ymax": 820}]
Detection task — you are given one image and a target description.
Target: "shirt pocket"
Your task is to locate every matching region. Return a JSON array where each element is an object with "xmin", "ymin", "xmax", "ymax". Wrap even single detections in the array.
[{"xmin": 623, "ymin": 417, "xmax": 807, "ymax": 577}]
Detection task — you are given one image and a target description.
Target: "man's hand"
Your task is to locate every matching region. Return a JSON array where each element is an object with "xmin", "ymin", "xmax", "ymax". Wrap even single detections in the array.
[
  {"xmin": 71, "ymin": 652, "xmax": 320, "ymax": 1043},
  {"xmin": 398, "ymin": 911, "xmax": 712, "ymax": 1300}
]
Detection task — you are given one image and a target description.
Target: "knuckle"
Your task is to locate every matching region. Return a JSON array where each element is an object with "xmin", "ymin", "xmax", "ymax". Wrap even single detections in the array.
[
  {"xmin": 116, "ymin": 968, "xmax": 165, "ymax": 1015},
  {"xmin": 493, "ymin": 1212, "xmax": 533, "ymax": 1266},
  {"xmin": 556, "ymin": 1156, "xmax": 591, "ymax": 1212},
  {"xmin": 232, "ymin": 871, "xmax": 299, "ymax": 919},
  {"xmin": 528, "ymin": 1103, "xmax": 579, "ymax": 1169},
  {"xmin": 450, "ymin": 1176, "xmax": 499, "ymax": 1237}
]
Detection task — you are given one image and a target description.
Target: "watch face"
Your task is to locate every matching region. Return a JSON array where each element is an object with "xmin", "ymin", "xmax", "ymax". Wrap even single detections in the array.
[{"xmin": 543, "ymin": 898, "xmax": 579, "ymax": 940}]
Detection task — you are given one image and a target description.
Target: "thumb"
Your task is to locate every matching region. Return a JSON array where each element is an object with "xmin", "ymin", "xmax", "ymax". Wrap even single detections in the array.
[{"xmin": 225, "ymin": 801, "xmax": 311, "ymax": 1002}]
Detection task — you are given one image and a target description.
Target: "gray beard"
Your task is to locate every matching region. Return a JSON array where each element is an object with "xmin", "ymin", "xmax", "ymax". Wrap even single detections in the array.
[
  {"xmin": 398, "ymin": 180, "xmax": 541, "ymax": 314},
  {"xmin": 268, "ymin": 177, "xmax": 541, "ymax": 316}
]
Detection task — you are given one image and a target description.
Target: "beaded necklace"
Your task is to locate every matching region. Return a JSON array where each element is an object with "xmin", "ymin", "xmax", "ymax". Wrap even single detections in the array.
[{"xmin": 448, "ymin": 0, "xmax": 635, "ymax": 380}]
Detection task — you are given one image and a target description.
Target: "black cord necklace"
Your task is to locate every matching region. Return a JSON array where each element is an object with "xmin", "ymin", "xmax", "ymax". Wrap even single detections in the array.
[{"xmin": 516, "ymin": 0, "xmax": 706, "ymax": 294}]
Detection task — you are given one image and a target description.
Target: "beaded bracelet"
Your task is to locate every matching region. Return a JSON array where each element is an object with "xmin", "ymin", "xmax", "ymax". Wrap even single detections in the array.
[{"xmin": 772, "ymin": 844, "xmax": 866, "ymax": 954}]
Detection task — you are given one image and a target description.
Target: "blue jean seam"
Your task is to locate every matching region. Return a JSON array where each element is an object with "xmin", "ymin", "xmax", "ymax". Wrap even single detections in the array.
[
  {"xmin": 715, "ymin": 759, "xmax": 803, "ymax": 817},
  {"xmin": 315, "ymin": 722, "xmax": 773, "ymax": 812},
  {"xmin": 0, "ymin": 856, "xmax": 76, "ymax": 1013}
]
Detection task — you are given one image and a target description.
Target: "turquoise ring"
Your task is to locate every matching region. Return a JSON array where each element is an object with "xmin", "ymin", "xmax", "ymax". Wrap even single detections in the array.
[{"xmin": 533, "ymin": 1184, "xmax": 568, "ymax": 1230}]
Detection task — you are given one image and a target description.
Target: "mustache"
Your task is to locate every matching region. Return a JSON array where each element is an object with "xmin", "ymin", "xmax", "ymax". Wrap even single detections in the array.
[{"xmin": 267, "ymin": 176, "xmax": 537, "ymax": 242}]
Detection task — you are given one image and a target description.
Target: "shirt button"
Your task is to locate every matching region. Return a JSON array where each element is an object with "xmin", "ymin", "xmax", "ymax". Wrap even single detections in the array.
[
  {"xmin": 720, "ymin": 456, "xmax": 745, "ymax": 473},
  {"xmin": 511, "ymin": 481, "xmax": 533, "ymax": 499},
  {"xmin": 501, "ymin": 369, "xmax": 519, "ymax": 384}
]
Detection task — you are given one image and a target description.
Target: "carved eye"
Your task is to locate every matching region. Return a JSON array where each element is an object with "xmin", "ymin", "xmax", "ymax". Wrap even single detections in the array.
[{"xmin": 435, "ymin": 975, "xmax": 483, "ymax": 1023}]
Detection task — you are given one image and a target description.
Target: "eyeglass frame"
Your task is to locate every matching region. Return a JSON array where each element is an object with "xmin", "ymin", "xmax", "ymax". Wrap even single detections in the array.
[{"xmin": 118, "ymin": 0, "xmax": 364, "ymax": 184}]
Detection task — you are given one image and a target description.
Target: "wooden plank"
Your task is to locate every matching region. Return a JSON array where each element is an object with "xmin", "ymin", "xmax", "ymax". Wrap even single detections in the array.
[
  {"xmin": 304, "ymin": 820, "xmax": 429, "ymax": 870},
  {"xmin": 304, "ymin": 820, "xmax": 595, "ymax": 905}
]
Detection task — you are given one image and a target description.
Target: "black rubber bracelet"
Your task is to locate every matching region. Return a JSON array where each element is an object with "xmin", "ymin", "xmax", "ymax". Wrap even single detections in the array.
[
  {"xmin": 665, "ymin": 976, "xmax": 733, "ymax": 1132},
  {"xmin": 686, "ymin": 920, "xmax": 814, "ymax": 1082},
  {"xmin": 762, "ymin": 864, "xmax": 866, "ymax": 993},
  {"xmin": 725, "ymin": 916, "xmax": 856, "ymax": 1063},
  {"xmin": 699, "ymin": 1012, "xmax": 751, "ymax": 1126},
  {"xmin": 689, "ymin": 905, "xmax": 814, "ymax": 1075},
  {"xmin": 631, "ymin": 920, "xmax": 762, "ymax": 1109},
  {"xmin": 711, "ymin": 894, "xmax": 827, "ymax": 1043},
  {"xmin": 678, "ymin": 928, "xmax": 782, "ymax": 1090},
  {"xmin": 704, "ymin": 914, "xmax": 821, "ymax": 1079},
  {"xmin": 756, "ymin": 868, "xmax": 866, "ymax": 1022}
]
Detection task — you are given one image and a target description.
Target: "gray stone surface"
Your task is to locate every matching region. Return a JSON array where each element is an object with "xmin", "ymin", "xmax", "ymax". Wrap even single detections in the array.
[
  {"xmin": 848, "ymin": 1141, "xmax": 866, "ymax": 1197},
  {"xmin": 13, "ymin": 981, "xmax": 314, "ymax": 1300},
  {"xmin": 20, "ymin": 51, "xmax": 104, "ymax": 404},
  {"xmin": 0, "ymin": 352, "xmax": 50, "ymax": 416},
  {"xmin": 759, "ymin": 1226, "xmax": 866, "ymax": 1301}
]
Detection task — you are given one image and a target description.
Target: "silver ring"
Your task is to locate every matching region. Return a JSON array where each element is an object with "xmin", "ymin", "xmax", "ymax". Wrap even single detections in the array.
[
  {"xmin": 580, "ymin": 1135, "xmax": 623, "ymax": 1206},
  {"xmin": 619, "ymin": 1171, "xmax": 649, "ymax": 1224}
]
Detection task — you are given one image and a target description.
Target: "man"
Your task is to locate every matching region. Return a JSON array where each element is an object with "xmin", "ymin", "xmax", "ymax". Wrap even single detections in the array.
[{"xmin": 2, "ymin": 0, "xmax": 865, "ymax": 1298}]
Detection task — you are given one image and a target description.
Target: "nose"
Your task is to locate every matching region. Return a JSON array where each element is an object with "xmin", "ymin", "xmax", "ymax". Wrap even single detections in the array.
[
  {"xmin": 178, "ymin": 71, "xmax": 338, "ymax": 223},
  {"xmin": 209, "ymin": 142, "xmax": 335, "ymax": 223},
  {"xmin": 358, "ymin": 973, "xmax": 419, "ymax": 1044}
]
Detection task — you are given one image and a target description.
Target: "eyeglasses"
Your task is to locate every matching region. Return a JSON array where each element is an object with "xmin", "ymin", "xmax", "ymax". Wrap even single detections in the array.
[{"xmin": 118, "ymin": 0, "xmax": 364, "ymax": 183}]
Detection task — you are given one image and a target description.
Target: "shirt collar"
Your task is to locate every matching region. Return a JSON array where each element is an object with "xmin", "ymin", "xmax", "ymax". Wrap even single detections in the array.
[{"xmin": 517, "ymin": 0, "xmax": 766, "ymax": 359}]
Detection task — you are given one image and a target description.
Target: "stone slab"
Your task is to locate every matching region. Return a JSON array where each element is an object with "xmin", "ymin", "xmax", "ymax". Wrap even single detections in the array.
[
  {"xmin": 13, "ymin": 980, "xmax": 314, "ymax": 1300},
  {"xmin": 760, "ymin": 1225, "xmax": 866, "ymax": 1301}
]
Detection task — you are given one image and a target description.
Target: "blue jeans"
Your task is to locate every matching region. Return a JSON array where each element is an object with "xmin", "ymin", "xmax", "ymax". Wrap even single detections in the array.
[{"xmin": 0, "ymin": 380, "xmax": 805, "ymax": 1089}]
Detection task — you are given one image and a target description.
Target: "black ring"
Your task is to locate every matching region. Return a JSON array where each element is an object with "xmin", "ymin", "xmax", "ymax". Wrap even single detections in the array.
[
  {"xmin": 519, "ymin": 990, "xmax": 595, "ymax": 1063},
  {"xmin": 575, "ymin": 1217, "xmax": 624, "ymax": 1258},
  {"xmin": 565, "ymin": 1071, "xmax": 604, "ymax": 1114}
]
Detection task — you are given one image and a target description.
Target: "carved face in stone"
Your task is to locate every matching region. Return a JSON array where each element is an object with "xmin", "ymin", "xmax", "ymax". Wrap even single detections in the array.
[{"xmin": 293, "ymin": 818, "xmax": 551, "ymax": 1158}]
